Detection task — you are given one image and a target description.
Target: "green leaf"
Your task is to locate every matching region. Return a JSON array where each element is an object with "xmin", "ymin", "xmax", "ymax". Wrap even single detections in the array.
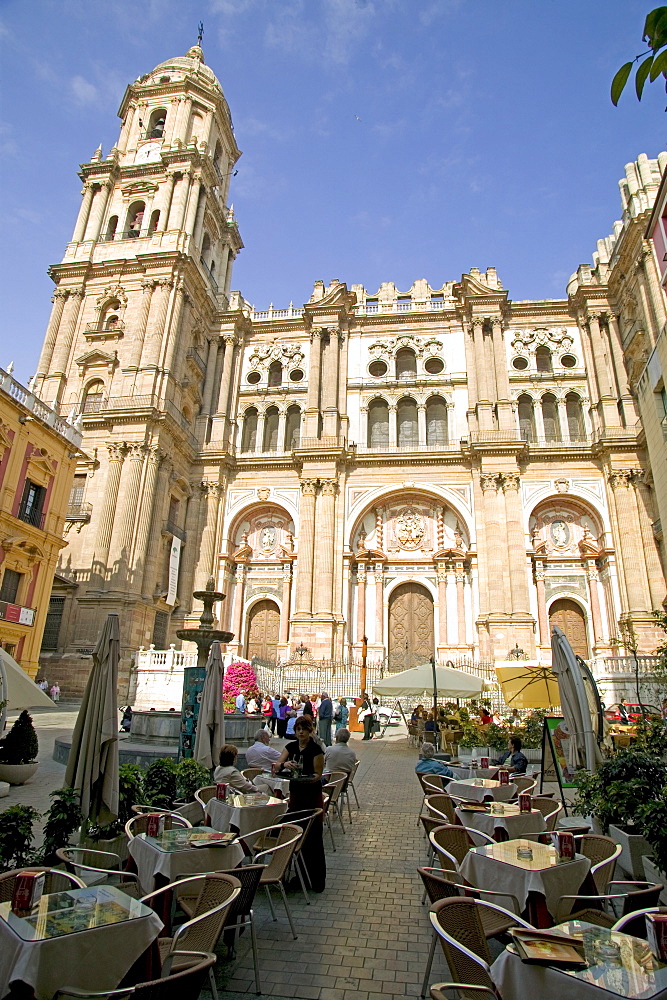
[
  {"xmin": 644, "ymin": 7, "xmax": 667, "ymax": 41},
  {"xmin": 636, "ymin": 54, "xmax": 655, "ymax": 98},
  {"xmin": 650, "ymin": 48, "xmax": 667, "ymax": 80},
  {"xmin": 611, "ymin": 62, "xmax": 633, "ymax": 105}
]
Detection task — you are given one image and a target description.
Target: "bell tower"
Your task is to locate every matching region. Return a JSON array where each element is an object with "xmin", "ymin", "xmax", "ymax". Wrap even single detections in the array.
[{"xmin": 34, "ymin": 46, "xmax": 243, "ymax": 689}]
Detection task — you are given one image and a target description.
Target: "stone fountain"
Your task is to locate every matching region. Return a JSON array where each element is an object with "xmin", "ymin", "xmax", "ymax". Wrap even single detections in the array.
[{"xmin": 176, "ymin": 578, "xmax": 234, "ymax": 667}]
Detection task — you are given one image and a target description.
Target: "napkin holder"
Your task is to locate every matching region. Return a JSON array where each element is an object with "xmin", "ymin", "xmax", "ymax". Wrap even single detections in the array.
[{"xmin": 12, "ymin": 871, "xmax": 45, "ymax": 916}]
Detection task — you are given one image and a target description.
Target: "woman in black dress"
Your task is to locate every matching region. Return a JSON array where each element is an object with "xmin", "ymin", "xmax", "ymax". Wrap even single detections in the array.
[{"xmin": 273, "ymin": 715, "xmax": 326, "ymax": 891}]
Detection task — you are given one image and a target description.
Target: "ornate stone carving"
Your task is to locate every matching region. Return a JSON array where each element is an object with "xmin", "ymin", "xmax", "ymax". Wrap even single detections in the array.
[
  {"xmin": 248, "ymin": 340, "xmax": 305, "ymax": 369},
  {"xmin": 502, "ymin": 473, "xmax": 520, "ymax": 492},
  {"xmin": 320, "ymin": 480, "xmax": 338, "ymax": 497},
  {"xmin": 107, "ymin": 442, "xmax": 126, "ymax": 462},
  {"xmin": 608, "ymin": 470, "xmax": 630, "ymax": 490},
  {"xmin": 257, "ymin": 487, "xmax": 270, "ymax": 501},
  {"xmin": 395, "ymin": 508, "xmax": 425, "ymax": 549},
  {"xmin": 480, "ymin": 473, "xmax": 499, "ymax": 493},
  {"xmin": 555, "ymin": 479, "xmax": 570, "ymax": 493},
  {"xmin": 510, "ymin": 327, "xmax": 572, "ymax": 351},
  {"xmin": 300, "ymin": 479, "xmax": 317, "ymax": 496}
]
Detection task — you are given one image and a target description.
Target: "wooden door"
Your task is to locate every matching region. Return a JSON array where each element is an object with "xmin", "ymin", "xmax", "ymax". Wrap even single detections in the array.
[
  {"xmin": 388, "ymin": 582, "xmax": 434, "ymax": 671},
  {"xmin": 245, "ymin": 599, "xmax": 280, "ymax": 663},
  {"xmin": 549, "ymin": 598, "xmax": 589, "ymax": 658}
]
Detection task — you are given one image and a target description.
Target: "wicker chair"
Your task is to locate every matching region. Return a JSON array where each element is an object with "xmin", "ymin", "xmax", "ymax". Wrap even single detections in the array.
[
  {"xmin": 322, "ymin": 777, "xmax": 346, "ymax": 848},
  {"xmin": 281, "ymin": 808, "xmax": 324, "ymax": 903},
  {"xmin": 130, "ymin": 805, "xmax": 173, "ymax": 816},
  {"xmin": 425, "ymin": 793, "xmax": 457, "ymax": 824},
  {"xmin": 511, "ymin": 776, "xmax": 537, "ymax": 795},
  {"xmin": 194, "ymin": 786, "xmax": 217, "ymax": 814},
  {"xmin": 55, "ymin": 848, "xmax": 141, "ymax": 897},
  {"xmin": 241, "ymin": 768, "xmax": 264, "ymax": 782},
  {"xmin": 253, "ymin": 824, "xmax": 303, "ymax": 939},
  {"xmin": 125, "ymin": 813, "xmax": 192, "ymax": 840},
  {"xmin": 140, "ymin": 873, "xmax": 240, "ymax": 1000},
  {"xmin": 422, "ymin": 774, "xmax": 448, "ymax": 795},
  {"xmin": 429, "ymin": 825, "xmax": 494, "ymax": 874},
  {"xmin": 418, "ymin": 868, "xmax": 525, "ymax": 998},
  {"xmin": 527, "ymin": 796, "xmax": 562, "ymax": 831},
  {"xmin": 347, "ymin": 759, "xmax": 361, "ymax": 811},
  {"xmin": 428, "ymin": 896, "xmax": 533, "ymax": 1000},
  {"xmin": 429, "ymin": 985, "xmax": 497, "ymax": 1000},
  {"xmin": 574, "ymin": 835, "xmax": 622, "ymax": 893},
  {"xmin": 555, "ymin": 879, "xmax": 664, "ymax": 926},
  {"xmin": 0, "ymin": 868, "xmax": 84, "ymax": 902},
  {"xmin": 53, "ymin": 950, "xmax": 217, "ymax": 1000},
  {"xmin": 612, "ymin": 904, "xmax": 667, "ymax": 937}
]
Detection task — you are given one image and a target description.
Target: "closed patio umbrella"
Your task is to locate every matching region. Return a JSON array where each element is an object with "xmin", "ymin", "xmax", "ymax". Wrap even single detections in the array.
[
  {"xmin": 193, "ymin": 640, "xmax": 225, "ymax": 769},
  {"xmin": 373, "ymin": 662, "xmax": 483, "ymax": 702},
  {"xmin": 65, "ymin": 613, "xmax": 120, "ymax": 826},
  {"xmin": 550, "ymin": 626, "xmax": 601, "ymax": 775}
]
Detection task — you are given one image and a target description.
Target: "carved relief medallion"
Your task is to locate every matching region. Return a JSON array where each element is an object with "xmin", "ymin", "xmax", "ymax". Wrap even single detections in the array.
[{"xmin": 396, "ymin": 508, "xmax": 425, "ymax": 550}]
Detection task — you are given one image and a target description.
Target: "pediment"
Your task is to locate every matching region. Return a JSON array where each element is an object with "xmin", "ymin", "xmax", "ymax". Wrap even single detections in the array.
[
  {"xmin": 121, "ymin": 180, "xmax": 159, "ymax": 197},
  {"xmin": 75, "ymin": 349, "xmax": 118, "ymax": 374},
  {"xmin": 0, "ymin": 421, "xmax": 14, "ymax": 455},
  {"xmin": 27, "ymin": 447, "xmax": 58, "ymax": 481}
]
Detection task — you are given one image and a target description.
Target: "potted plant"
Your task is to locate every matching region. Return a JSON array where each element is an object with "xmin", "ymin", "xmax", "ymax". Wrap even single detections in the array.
[
  {"xmin": 457, "ymin": 721, "xmax": 488, "ymax": 757},
  {"xmin": 174, "ymin": 758, "xmax": 211, "ymax": 824},
  {"xmin": 0, "ymin": 804, "xmax": 39, "ymax": 871},
  {"xmin": 81, "ymin": 763, "xmax": 145, "ymax": 860},
  {"xmin": 144, "ymin": 757, "xmax": 178, "ymax": 809},
  {"xmin": 41, "ymin": 787, "xmax": 83, "ymax": 865},
  {"xmin": 0, "ymin": 710, "xmax": 39, "ymax": 785},
  {"xmin": 638, "ymin": 794, "xmax": 667, "ymax": 901},
  {"xmin": 223, "ymin": 662, "xmax": 260, "ymax": 713}
]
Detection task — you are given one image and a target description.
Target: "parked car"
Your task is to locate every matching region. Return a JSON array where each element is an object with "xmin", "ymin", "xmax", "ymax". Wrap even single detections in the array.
[
  {"xmin": 604, "ymin": 702, "xmax": 660, "ymax": 723},
  {"xmin": 333, "ymin": 696, "xmax": 401, "ymax": 726}
]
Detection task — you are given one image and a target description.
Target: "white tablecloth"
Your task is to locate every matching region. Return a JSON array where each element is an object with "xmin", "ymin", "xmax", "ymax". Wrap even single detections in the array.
[
  {"xmin": 253, "ymin": 773, "xmax": 291, "ymax": 797},
  {"xmin": 129, "ymin": 834, "xmax": 244, "ymax": 893},
  {"xmin": 459, "ymin": 841, "xmax": 591, "ymax": 917},
  {"xmin": 0, "ymin": 887, "xmax": 163, "ymax": 1000},
  {"xmin": 455, "ymin": 806, "xmax": 546, "ymax": 844},
  {"xmin": 448, "ymin": 778, "xmax": 517, "ymax": 802},
  {"xmin": 449, "ymin": 765, "xmax": 499, "ymax": 780},
  {"xmin": 207, "ymin": 796, "xmax": 287, "ymax": 838}
]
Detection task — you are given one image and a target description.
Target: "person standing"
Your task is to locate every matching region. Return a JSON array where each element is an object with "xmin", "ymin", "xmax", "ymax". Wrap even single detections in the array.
[
  {"xmin": 50, "ymin": 682, "xmax": 61, "ymax": 703},
  {"xmin": 270, "ymin": 693, "xmax": 281, "ymax": 734},
  {"xmin": 360, "ymin": 692, "xmax": 374, "ymax": 740},
  {"xmin": 235, "ymin": 691, "xmax": 246, "ymax": 714},
  {"xmin": 334, "ymin": 698, "xmax": 349, "ymax": 732},
  {"xmin": 277, "ymin": 696, "xmax": 289, "ymax": 738},
  {"xmin": 318, "ymin": 692, "xmax": 333, "ymax": 747}
]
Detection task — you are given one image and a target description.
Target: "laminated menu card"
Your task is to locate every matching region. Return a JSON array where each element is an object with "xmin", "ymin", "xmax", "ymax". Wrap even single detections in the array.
[{"xmin": 509, "ymin": 928, "xmax": 587, "ymax": 967}]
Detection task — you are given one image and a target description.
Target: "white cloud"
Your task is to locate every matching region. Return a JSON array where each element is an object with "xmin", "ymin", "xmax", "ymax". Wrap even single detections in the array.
[{"xmin": 70, "ymin": 75, "xmax": 99, "ymax": 106}]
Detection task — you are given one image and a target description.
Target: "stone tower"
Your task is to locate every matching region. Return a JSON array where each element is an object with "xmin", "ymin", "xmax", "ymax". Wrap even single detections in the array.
[{"xmin": 34, "ymin": 46, "xmax": 243, "ymax": 690}]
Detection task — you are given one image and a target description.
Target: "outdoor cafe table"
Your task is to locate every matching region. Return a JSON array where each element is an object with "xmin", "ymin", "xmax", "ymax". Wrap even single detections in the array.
[
  {"xmin": 448, "ymin": 777, "xmax": 517, "ymax": 803},
  {"xmin": 129, "ymin": 826, "xmax": 244, "ymax": 894},
  {"xmin": 455, "ymin": 802, "xmax": 547, "ymax": 843},
  {"xmin": 459, "ymin": 838, "xmax": 591, "ymax": 927},
  {"xmin": 207, "ymin": 792, "xmax": 287, "ymax": 839},
  {"xmin": 491, "ymin": 919, "xmax": 667, "ymax": 1000},
  {"xmin": 449, "ymin": 764, "xmax": 500, "ymax": 780},
  {"xmin": 0, "ymin": 885, "xmax": 163, "ymax": 1000},
  {"xmin": 253, "ymin": 772, "xmax": 291, "ymax": 798}
]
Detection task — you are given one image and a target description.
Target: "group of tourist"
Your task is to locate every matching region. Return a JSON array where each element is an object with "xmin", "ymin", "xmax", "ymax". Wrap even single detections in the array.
[
  {"xmin": 234, "ymin": 690, "xmax": 351, "ymax": 747},
  {"xmin": 35, "ymin": 678, "xmax": 60, "ymax": 702}
]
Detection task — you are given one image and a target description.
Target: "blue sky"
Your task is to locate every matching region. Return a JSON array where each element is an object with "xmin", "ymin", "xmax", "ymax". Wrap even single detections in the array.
[{"xmin": 0, "ymin": 0, "xmax": 664, "ymax": 383}]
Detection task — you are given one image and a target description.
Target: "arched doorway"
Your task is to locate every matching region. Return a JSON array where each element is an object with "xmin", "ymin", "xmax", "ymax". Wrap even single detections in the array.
[
  {"xmin": 388, "ymin": 582, "xmax": 434, "ymax": 671},
  {"xmin": 549, "ymin": 598, "xmax": 589, "ymax": 658},
  {"xmin": 245, "ymin": 599, "xmax": 280, "ymax": 662}
]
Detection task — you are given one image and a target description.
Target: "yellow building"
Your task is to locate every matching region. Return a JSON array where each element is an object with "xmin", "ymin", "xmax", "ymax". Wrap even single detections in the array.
[{"xmin": 0, "ymin": 367, "xmax": 83, "ymax": 678}]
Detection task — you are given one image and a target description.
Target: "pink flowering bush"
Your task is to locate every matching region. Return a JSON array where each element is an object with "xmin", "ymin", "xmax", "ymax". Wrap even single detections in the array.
[{"xmin": 223, "ymin": 661, "xmax": 261, "ymax": 712}]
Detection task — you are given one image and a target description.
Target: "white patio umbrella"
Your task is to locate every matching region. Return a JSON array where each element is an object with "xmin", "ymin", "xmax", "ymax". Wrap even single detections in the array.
[
  {"xmin": 550, "ymin": 626, "xmax": 601, "ymax": 775},
  {"xmin": 193, "ymin": 641, "xmax": 225, "ymax": 769},
  {"xmin": 65, "ymin": 613, "xmax": 120, "ymax": 825},
  {"xmin": 0, "ymin": 649, "xmax": 56, "ymax": 710},
  {"xmin": 373, "ymin": 662, "xmax": 483, "ymax": 702}
]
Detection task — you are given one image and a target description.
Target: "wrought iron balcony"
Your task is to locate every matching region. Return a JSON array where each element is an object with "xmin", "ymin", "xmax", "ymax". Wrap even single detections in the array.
[{"xmin": 66, "ymin": 502, "xmax": 93, "ymax": 522}]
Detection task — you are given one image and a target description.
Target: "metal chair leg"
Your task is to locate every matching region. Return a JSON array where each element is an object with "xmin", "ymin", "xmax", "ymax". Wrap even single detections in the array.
[
  {"xmin": 249, "ymin": 910, "xmax": 261, "ymax": 994},
  {"xmin": 350, "ymin": 782, "xmax": 360, "ymax": 809},
  {"xmin": 278, "ymin": 881, "xmax": 298, "ymax": 939},
  {"xmin": 296, "ymin": 856, "xmax": 310, "ymax": 904},
  {"xmin": 420, "ymin": 929, "xmax": 437, "ymax": 997},
  {"xmin": 264, "ymin": 883, "xmax": 277, "ymax": 920},
  {"xmin": 346, "ymin": 790, "xmax": 352, "ymax": 823},
  {"xmin": 209, "ymin": 966, "xmax": 219, "ymax": 1000},
  {"xmin": 325, "ymin": 813, "xmax": 336, "ymax": 851},
  {"xmin": 335, "ymin": 801, "xmax": 346, "ymax": 833}
]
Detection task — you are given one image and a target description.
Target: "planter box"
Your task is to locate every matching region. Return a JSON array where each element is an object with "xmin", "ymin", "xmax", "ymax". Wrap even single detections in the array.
[
  {"xmin": 79, "ymin": 831, "xmax": 129, "ymax": 863},
  {"xmin": 173, "ymin": 800, "xmax": 204, "ymax": 825},
  {"xmin": 642, "ymin": 857, "xmax": 667, "ymax": 904},
  {"xmin": 609, "ymin": 823, "xmax": 653, "ymax": 880},
  {"xmin": 0, "ymin": 762, "xmax": 39, "ymax": 785},
  {"xmin": 457, "ymin": 746, "xmax": 491, "ymax": 758}
]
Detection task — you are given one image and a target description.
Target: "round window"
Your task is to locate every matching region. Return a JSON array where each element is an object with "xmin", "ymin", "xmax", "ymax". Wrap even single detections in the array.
[
  {"xmin": 424, "ymin": 357, "xmax": 444, "ymax": 375},
  {"xmin": 289, "ymin": 369, "xmax": 304, "ymax": 382},
  {"xmin": 512, "ymin": 356, "xmax": 529, "ymax": 370},
  {"xmin": 247, "ymin": 371, "xmax": 261, "ymax": 384},
  {"xmin": 368, "ymin": 360, "xmax": 388, "ymax": 377},
  {"xmin": 560, "ymin": 354, "xmax": 577, "ymax": 368}
]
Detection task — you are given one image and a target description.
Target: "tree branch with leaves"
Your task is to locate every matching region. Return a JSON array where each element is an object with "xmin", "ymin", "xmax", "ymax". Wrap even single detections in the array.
[{"xmin": 612, "ymin": 7, "xmax": 667, "ymax": 106}]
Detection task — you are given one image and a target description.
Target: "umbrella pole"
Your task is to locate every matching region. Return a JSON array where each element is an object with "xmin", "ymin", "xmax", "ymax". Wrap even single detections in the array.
[
  {"xmin": 431, "ymin": 656, "xmax": 438, "ymax": 735},
  {"xmin": 0, "ymin": 656, "xmax": 7, "ymax": 733}
]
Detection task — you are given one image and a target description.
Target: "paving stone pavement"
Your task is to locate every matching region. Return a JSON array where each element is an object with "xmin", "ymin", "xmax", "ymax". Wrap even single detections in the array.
[{"xmin": 209, "ymin": 731, "xmax": 450, "ymax": 1000}]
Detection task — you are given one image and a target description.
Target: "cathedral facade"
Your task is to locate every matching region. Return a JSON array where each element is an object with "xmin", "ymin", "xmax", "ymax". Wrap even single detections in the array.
[{"xmin": 35, "ymin": 47, "xmax": 667, "ymax": 694}]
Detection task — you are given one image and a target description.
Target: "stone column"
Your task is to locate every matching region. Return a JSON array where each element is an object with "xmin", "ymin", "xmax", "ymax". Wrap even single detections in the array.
[
  {"xmin": 374, "ymin": 563, "xmax": 384, "ymax": 649},
  {"xmin": 71, "ymin": 182, "xmax": 95, "ymax": 242},
  {"xmin": 135, "ymin": 448, "xmax": 167, "ymax": 597},
  {"xmin": 141, "ymin": 279, "xmax": 173, "ymax": 368},
  {"xmin": 492, "ymin": 319, "xmax": 513, "ymax": 428},
  {"xmin": 178, "ymin": 485, "xmax": 206, "ymax": 610},
  {"xmin": 640, "ymin": 244, "xmax": 667, "ymax": 337},
  {"xmin": 36, "ymin": 289, "xmax": 68, "ymax": 380},
  {"xmin": 233, "ymin": 564, "xmax": 246, "ymax": 653},
  {"xmin": 217, "ymin": 336, "xmax": 237, "ymax": 418},
  {"xmin": 277, "ymin": 410, "xmax": 287, "ymax": 452},
  {"xmin": 388, "ymin": 405, "xmax": 397, "ymax": 448},
  {"xmin": 279, "ymin": 562, "xmax": 292, "ymax": 644},
  {"xmin": 83, "ymin": 181, "xmax": 111, "ymax": 242},
  {"xmin": 635, "ymin": 254, "xmax": 660, "ymax": 348},
  {"xmin": 356, "ymin": 561, "xmax": 367, "ymax": 643},
  {"xmin": 502, "ymin": 473, "xmax": 530, "ymax": 614},
  {"xmin": 304, "ymin": 329, "xmax": 322, "ymax": 437},
  {"xmin": 418, "ymin": 404, "xmax": 427, "ymax": 446},
  {"xmin": 200, "ymin": 338, "xmax": 219, "ymax": 416},
  {"xmin": 193, "ymin": 482, "xmax": 223, "ymax": 592},
  {"xmin": 183, "ymin": 174, "xmax": 202, "ymax": 235},
  {"xmin": 481, "ymin": 474, "xmax": 504, "ymax": 612},
  {"xmin": 162, "ymin": 281, "xmax": 188, "ymax": 373},
  {"xmin": 607, "ymin": 313, "xmax": 637, "ymax": 421},
  {"xmin": 534, "ymin": 561, "xmax": 549, "ymax": 644},
  {"xmin": 166, "ymin": 172, "xmax": 188, "ymax": 231},
  {"xmin": 126, "ymin": 280, "xmax": 156, "ymax": 370},
  {"xmin": 576, "ymin": 317, "xmax": 600, "ymax": 412},
  {"xmin": 609, "ymin": 471, "xmax": 651, "ymax": 613},
  {"xmin": 455, "ymin": 564, "xmax": 466, "ymax": 645},
  {"xmin": 465, "ymin": 325, "xmax": 479, "ymax": 431},
  {"xmin": 294, "ymin": 479, "xmax": 317, "ymax": 615},
  {"xmin": 586, "ymin": 561, "xmax": 604, "ymax": 646},
  {"xmin": 156, "ymin": 172, "xmax": 177, "ymax": 232},
  {"xmin": 437, "ymin": 563, "xmax": 448, "ymax": 648},
  {"xmin": 50, "ymin": 289, "xmax": 84, "ymax": 377},
  {"xmin": 588, "ymin": 312, "xmax": 620, "ymax": 426},
  {"xmin": 109, "ymin": 443, "xmax": 147, "ymax": 581},
  {"xmin": 90, "ymin": 443, "xmax": 125, "ymax": 589},
  {"xmin": 314, "ymin": 479, "xmax": 337, "ymax": 614},
  {"xmin": 255, "ymin": 411, "xmax": 266, "ymax": 453},
  {"xmin": 322, "ymin": 330, "xmax": 341, "ymax": 436},
  {"xmin": 633, "ymin": 474, "xmax": 666, "ymax": 610},
  {"xmin": 193, "ymin": 188, "xmax": 208, "ymax": 244},
  {"xmin": 557, "ymin": 399, "xmax": 569, "ymax": 440}
]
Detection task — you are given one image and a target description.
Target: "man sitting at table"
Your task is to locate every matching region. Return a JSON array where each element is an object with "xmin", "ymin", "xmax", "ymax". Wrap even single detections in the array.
[
  {"xmin": 245, "ymin": 728, "xmax": 282, "ymax": 770},
  {"xmin": 415, "ymin": 742, "xmax": 453, "ymax": 777},
  {"xmin": 323, "ymin": 728, "xmax": 357, "ymax": 776},
  {"xmin": 492, "ymin": 735, "xmax": 528, "ymax": 774}
]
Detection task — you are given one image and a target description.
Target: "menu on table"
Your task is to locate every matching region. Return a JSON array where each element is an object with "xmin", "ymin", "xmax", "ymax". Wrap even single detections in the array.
[
  {"xmin": 143, "ymin": 826, "xmax": 237, "ymax": 851},
  {"xmin": 0, "ymin": 886, "xmax": 150, "ymax": 941}
]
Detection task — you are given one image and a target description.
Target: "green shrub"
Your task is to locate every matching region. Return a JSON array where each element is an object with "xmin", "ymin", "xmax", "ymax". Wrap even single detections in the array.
[
  {"xmin": 175, "ymin": 758, "xmax": 211, "ymax": 802},
  {"xmin": 0, "ymin": 805, "xmax": 39, "ymax": 871},
  {"xmin": 573, "ymin": 748, "xmax": 667, "ymax": 833},
  {"xmin": 144, "ymin": 757, "xmax": 177, "ymax": 809},
  {"xmin": 41, "ymin": 787, "xmax": 83, "ymax": 864},
  {"xmin": 0, "ymin": 710, "xmax": 38, "ymax": 764}
]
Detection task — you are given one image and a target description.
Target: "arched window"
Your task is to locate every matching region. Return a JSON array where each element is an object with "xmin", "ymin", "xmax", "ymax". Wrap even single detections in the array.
[
  {"xmin": 263, "ymin": 406, "xmax": 279, "ymax": 452},
  {"xmin": 396, "ymin": 348, "xmax": 417, "ymax": 379},
  {"xmin": 285, "ymin": 405, "xmax": 301, "ymax": 450},
  {"xmin": 541, "ymin": 393, "xmax": 561, "ymax": 442},
  {"xmin": 566, "ymin": 392, "xmax": 584, "ymax": 441},
  {"xmin": 82, "ymin": 380, "xmax": 104, "ymax": 414},
  {"xmin": 189, "ymin": 111, "xmax": 204, "ymax": 143},
  {"xmin": 124, "ymin": 201, "xmax": 145, "ymax": 238},
  {"xmin": 101, "ymin": 299, "xmax": 120, "ymax": 329},
  {"xmin": 201, "ymin": 232, "xmax": 211, "ymax": 264},
  {"xmin": 268, "ymin": 361, "xmax": 282, "ymax": 387},
  {"xmin": 105, "ymin": 215, "xmax": 118, "ymax": 241},
  {"xmin": 426, "ymin": 396, "xmax": 448, "ymax": 446},
  {"xmin": 518, "ymin": 394, "xmax": 535, "ymax": 442},
  {"xmin": 367, "ymin": 398, "xmax": 389, "ymax": 447},
  {"xmin": 397, "ymin": 397, "xmax": 418, "ymax": 448},
  {"xmin": 147, "ymin": 108, "xmax": 167, "ymax": 138},
  {"xmin": 241, "ymin": 407, "xmax": 258, "ymax": 452},
  {"xmin": 149, "ymin": 209, "xmax": 160, "ymax": 234},
  {"xmin": 536, "ymin": 346, "xmax": 552, "ymax": 373}
]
